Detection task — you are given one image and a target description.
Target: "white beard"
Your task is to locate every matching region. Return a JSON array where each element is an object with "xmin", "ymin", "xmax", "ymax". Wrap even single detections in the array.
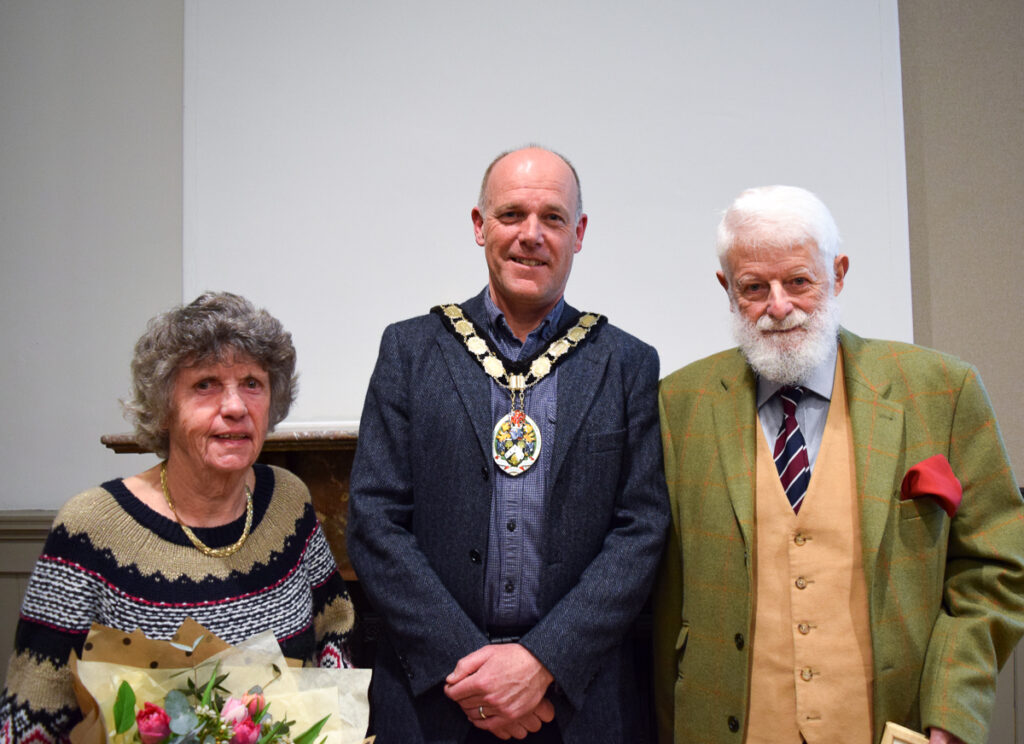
[{"xmin": 731, "ymin": 298, "xmax": 841, "ymax": 386}]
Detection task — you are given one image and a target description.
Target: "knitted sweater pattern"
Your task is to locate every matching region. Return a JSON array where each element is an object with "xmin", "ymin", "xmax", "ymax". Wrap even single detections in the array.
[{"xmin": 0, "ymin": 464, "xmax": 354, "ymax": 744}]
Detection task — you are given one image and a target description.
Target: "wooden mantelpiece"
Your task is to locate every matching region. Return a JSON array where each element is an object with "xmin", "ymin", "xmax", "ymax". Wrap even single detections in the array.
[{"xmin": 101, "ymin": 428, "xmax": 360, "ymax": 581}]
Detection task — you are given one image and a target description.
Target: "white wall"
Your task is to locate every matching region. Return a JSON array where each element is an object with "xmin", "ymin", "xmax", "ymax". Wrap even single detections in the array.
[
  {"xmin": 184, "ymin": 0, "xmax": 911, "ymax": 426},
  {"xmin": 1, "ymin": 1, "xmax": 910, "ymax": 510},
  {"xmin": 0, "ymin": 1, "xmax": 182, "ymax": 509}
]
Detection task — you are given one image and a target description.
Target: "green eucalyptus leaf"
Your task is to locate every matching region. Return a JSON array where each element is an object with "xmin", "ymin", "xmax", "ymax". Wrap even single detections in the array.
[
  {"xmin": 166, "ymin": 690, "xmax": 198, "ymax": 735},
  {"xmin": 164, "ymin": 690, "xmax": 191, "ymax": 717},
  {"xmin": 112, "ymin": 681, "xmax": 137, "ymax": 735}
]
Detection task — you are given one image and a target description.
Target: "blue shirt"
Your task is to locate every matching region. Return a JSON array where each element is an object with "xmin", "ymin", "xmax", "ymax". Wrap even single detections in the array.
[
  {"xmin": 756, "ymin": 344, "xmax": 839, "ymax": 471},
  {"xmin": 481, "ymin": 290, "xmax": 563, "ymax": 627}
]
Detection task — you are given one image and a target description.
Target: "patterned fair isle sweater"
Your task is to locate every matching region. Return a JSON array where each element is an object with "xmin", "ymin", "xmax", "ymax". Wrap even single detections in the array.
[{"xmin": 0, "ymin": 464, "xmax": 354, "ymax": 744}]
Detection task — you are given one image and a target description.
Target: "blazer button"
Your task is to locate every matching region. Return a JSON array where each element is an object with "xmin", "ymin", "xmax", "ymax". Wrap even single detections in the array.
[
  {"xmin": 727, "ymin": 716, "xmax": 740, "ymax": 733},
  {"xmin": 734, "ymin": 633, "xmax": 744, "ymax": 650},
  {"xmin": 469, "ymin": 549, "xmax": 482, "ymax": 564},
  {"xmin": 795, "ymin": 576, "xmax": 808, "ymax": 589},
  {"xmin": 481, "ymin": 465, "xmax": 489, "ymax": 481}
]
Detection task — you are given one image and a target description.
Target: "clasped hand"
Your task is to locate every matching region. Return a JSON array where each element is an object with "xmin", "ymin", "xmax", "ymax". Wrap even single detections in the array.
[{"xmin": 443, "ymin": 643, "xmax": 555, "ymax": 740}]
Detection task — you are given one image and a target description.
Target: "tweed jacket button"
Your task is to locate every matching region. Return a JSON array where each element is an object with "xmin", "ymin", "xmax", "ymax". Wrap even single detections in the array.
[
  {"xmin": 727, "ymin": 716, "xmax": 740, "ymax": 732},
  {"xmin": 794, "ymin": 533, "xmax": 807, "ymax": 546},
  {"xmin": 795, "ymin": 576, "xmax": 808, "ymax": 589},
  {"xmin": 734, "ymin": 633, "xmax": 744, "ymax": 650},
  {"xmin": 798, "ymin": 622, "xmax": 811, "ymax": 635},
  {"xmin": 469, "ymin": 549, "xmax": 482, "ymax": 564},
  {"xmin": 801, "ymin": 668, "xmax": 813, "ymax": 681}
]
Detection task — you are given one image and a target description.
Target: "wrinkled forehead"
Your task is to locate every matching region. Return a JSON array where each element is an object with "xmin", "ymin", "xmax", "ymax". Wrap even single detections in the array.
[
  {"xmin": 724, "ymin": 235, "xmax": 826, "ymax": 276},
  {"xmin": 730, "ymin": 217, "xmax": 819, "ymax": 253}
]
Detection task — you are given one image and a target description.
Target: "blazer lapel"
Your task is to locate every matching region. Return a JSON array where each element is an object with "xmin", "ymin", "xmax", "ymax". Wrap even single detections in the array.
[
  {"xmin": 714, "ymin": 356, "xmax": 758, "ymax": 551},
  {"xmin": 840, "ymin": 330, "xmax": 906, "ymax": 580},
  {"xmin": 552, "ymin": 327, "xmax": 609, "ymax": 482},
  {"xmin": 435, "ymin": 294, "xmax": 494, "ymax": 461}
]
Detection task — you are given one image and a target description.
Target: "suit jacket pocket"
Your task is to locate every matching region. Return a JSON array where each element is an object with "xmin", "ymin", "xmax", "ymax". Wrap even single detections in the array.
[
  {"xmin": 899, "ymin": 495, "xmax": 945, "ymax": 520},
  {"xmin": 587, "ymin": 428, "xmax": 626, "ymax": 453}
]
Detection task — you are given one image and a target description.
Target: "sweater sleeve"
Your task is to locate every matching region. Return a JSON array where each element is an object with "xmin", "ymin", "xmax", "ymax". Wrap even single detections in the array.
[
  {"xmin": 305, "ymin": 520, "xmax": 356, "ymax": 669},
  {"xmin": 1, "ymin": 520, "xmax": 99, "ymax": 744}
]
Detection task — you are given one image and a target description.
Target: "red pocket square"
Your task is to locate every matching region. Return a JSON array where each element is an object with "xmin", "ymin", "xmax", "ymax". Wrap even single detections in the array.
[{"xmin": 900, "ymin": 454, "xmax": 962, "ymax": 518}]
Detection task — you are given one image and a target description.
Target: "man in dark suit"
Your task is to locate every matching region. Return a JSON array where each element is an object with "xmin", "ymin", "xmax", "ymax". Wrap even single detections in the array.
[{"xmin": 347, "ymin": 146, "xmax": 669, "ymax": 743}]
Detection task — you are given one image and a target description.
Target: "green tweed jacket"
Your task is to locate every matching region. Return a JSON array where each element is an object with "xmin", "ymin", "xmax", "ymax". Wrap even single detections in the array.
[{"xmin": 653, "ymin": 329, "xmax": 1024, "ymax": 744}]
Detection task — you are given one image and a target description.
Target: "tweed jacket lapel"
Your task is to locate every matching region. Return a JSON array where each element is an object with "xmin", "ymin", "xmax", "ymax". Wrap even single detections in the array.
[
  {"xmin": 711, "ymin": 329, "xmax": 909, "ymax": 561},
  {"xmin": 839, "ymin": 329, "xmax": 907, "ymax": 584},
  {"xmin": 552, "ymin": 303, "xmax": 610, "ymax": 482},
  {"xmin": 434, "ymin": 293, "xmax": 495, "ymax": 462},
  {"xmin": 715, "ymin": 352, "xmax": 759, "ymax": 551}
]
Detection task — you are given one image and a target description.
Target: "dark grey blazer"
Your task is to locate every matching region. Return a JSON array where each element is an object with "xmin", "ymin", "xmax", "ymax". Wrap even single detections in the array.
[{"xmin": 347, "ymin": 291, "xmax": 670, "ymax": 744}]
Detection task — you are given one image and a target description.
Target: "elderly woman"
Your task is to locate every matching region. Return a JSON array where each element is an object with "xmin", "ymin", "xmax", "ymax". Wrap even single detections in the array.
[{"xmin": 0, "ymin": 292, "xmax": 354, "ymax": 744}]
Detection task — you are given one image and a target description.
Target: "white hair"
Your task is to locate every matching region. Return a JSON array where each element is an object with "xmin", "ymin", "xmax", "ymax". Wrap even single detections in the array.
[{"xmin": 716, "ymin": 185, "xmax": 841, "ymax": 279}]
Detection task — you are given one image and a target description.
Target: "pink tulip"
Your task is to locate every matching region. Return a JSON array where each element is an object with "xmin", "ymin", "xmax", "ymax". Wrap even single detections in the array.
[
  {"xmin": 241, "ymin": 691, "xmax": 265, "ymax": 718},
  {"xmin": 136, "ymin": 702, "xmax": 171, "ymax": 744},
  {"xmin": 230, "ymin": 719, "xmax": 261, "ymax": 744},
  {"xmin": 220, "ymin": 698, "xmax": 249, "ymax": 724}
]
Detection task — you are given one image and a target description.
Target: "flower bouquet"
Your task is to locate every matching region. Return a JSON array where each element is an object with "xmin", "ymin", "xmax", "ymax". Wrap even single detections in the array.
[
  {"xmin": 69, "ymin": 620, "xmax": 372, "ymax": 744},
  {"xmin": 112, "ymin": 661, "xmax": 329, "ymax": 744}
]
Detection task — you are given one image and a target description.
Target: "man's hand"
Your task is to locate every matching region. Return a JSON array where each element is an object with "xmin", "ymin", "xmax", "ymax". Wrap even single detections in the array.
[
  {"xmin": 929, "ymin": 728, "xmax": 965, "ymax": 744},
  {"xmin": 453, "ymin": 704, "xmax": 555, "ymax": 740},
  {"xmin": 444, "ymin": 643, "xmax": 555, "ymax": 737}
]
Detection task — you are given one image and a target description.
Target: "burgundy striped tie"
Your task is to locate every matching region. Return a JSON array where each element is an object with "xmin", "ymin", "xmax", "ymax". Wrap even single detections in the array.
[{"xmin": 773, "ymin": 386, "xmax": 811, "ymax": 512}]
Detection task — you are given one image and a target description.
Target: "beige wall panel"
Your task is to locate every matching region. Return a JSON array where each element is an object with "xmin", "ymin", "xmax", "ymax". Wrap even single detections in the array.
[
  {"xmin": 899, "ymin": 0, "xmax": 1024, "ymax": 479},
  {"xmin": 899, "ymin": 1, "xmax": 1024, "ymax": 741}
]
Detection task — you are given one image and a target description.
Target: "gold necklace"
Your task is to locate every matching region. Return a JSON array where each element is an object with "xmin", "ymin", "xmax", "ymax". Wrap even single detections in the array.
[
  {"xmin": 433, "ymin": 303, "xmax": 603, "ymax": 476},
  {"xmin": 160, "ymin": 462, "xmax": 253, "ymax": 558}
]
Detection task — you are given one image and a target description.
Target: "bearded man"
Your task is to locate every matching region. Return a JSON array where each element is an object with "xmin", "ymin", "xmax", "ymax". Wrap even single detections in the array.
[{"xmin": 653, "ymin": 185, "xmax": 1024, "ymax": 744}]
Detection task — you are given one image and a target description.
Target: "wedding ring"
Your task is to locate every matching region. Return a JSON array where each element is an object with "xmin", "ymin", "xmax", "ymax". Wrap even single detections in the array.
[{"xmin": 478, "ymin": 705, "xmax": 487, "ymax": 720}]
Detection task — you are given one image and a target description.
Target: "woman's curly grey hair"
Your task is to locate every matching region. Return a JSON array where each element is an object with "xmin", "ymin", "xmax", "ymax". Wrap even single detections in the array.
[{"xmin": 124, "ymin": 291, "xmax": 298, "ymax": 458}]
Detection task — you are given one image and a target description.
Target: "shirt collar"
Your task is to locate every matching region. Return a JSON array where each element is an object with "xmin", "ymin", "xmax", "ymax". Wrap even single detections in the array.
[
  {"xmin": 482, "ymin": 288, "xmax": 565, "ymax": 350},
  {"xmin": 756, "ymin": 340, "xmax": 839, "ymax": 409}
]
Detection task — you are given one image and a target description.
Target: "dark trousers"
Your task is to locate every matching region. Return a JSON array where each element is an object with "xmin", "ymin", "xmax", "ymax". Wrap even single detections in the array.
[{"xmin": 465, "ymin": 721, "xmax": 563, "ymax": 744}]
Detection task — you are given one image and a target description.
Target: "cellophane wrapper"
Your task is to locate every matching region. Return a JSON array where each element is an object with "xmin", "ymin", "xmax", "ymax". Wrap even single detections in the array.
[{"xmin": 70, "ymin": 621, "xmax": 372, "ymax": 744}]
